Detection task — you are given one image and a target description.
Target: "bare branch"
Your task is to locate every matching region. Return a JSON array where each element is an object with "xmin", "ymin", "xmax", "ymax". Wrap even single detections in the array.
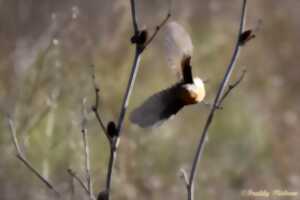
[
  {"xmin": 91, "ymin": 65, "xmax": 108, "ymax": 139},
  {"xmin": 94, "ymin": 1, "xmax": 169, "ymax": 199},
  {"xmin": 186, "ymin": 1, "xmax": 249, "ymax": 200},
  {"xmin": 81, "ymin": 99, "xmax": 95, "ymax": 200},
  {"xmin": 98, "ymin": 0, "xmax": 143, "ymax": 199},
  {"xmin": 143, "ymin": 12, "xmax": 171, "ymax": 50},
  {"xmin": 67, "ymin": 169, "xmax": 90, "ymax": 195},
  {"xmin": 218, "ymin": 69, "xmax": 247, "ymax": 106},
  {"xmin": 7, "ymin": 118, "xmax": 60, "ymax": 197},
  {"xmin": 69, "ymin": 175, "xmax": 75, "ymax": 200},
  {"xmin": 117, "ymin": 0, "xmax": 168, "ymax": 134},
  {"xmin": 116, "ymin": 0, "xmax": 142, "ymax": 134},
  {"xmin": 105, "ymin": 146, "xmax": 117, "ymax": 192},
  {"xmin": 116, "ymin": 49, "xmax": 142, "ymax": 134}
]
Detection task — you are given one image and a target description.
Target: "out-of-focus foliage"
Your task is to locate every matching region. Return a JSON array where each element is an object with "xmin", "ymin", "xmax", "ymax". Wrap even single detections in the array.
[{"xmin": 0, "ymin": 0, "xmax": 299, "ymax": 200}]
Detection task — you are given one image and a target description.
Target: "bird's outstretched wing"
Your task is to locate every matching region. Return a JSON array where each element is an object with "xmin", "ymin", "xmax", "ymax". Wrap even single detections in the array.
[
  {"xmin": 163, "ymin": 21, "xmax": 194, "ymax": 77},
  {"xmin": 130, "ymin": 83, "xmax": 185, "ymax": 128}
]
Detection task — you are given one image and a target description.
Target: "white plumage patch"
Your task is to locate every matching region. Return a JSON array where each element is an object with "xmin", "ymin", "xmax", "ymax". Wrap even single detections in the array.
[{"xmin": 181, "ymin": 77, "xmax": 206, "ymax": 104}]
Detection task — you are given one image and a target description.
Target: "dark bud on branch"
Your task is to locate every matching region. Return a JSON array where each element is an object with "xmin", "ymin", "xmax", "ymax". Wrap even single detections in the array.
[
  {"xmin": 239, "ymin": 29, "xmax": 255, "ymax": 46},
  {"xmin": 91, "ymin": 106, "xmax": 97, "ymax": 112},
  {"xmin": 130, "ymin": 30, "xmax": 148, "ymax": 45},
  {"xmin": 107, "ymin": 121, "xmax": 118, "ymax": 138},
  {"xmin": 97, "ymin": 190, "xmax": 109, "ymax": 200}
]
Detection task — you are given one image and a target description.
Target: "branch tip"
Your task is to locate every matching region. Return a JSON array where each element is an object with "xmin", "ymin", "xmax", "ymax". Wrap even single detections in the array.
[
  {"xmin": 179, "ymin": 168, "xmax": 189, "ymax": 187},
  {"xmin": 143, "ymin": 12, "xmax": 171, "ymax": 50}
]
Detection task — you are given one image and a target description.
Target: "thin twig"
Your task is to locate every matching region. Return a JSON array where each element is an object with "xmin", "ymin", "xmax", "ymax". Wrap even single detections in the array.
[
  {"xmin": 91, "ymin": 65, "xmax": 107, "ymax": 135},
  {"xmin": 179, "ymin": 168, "xmax": 189, "ymax": 187},
  {"xmin": 95, "ymin": 0, "xmax": 142, "ymax": 197},
  {"xmin": 7, "ymin": 118, "xmax": 60, "ymax": 197},
  {"xmin": 82, "ymin": 128, "xmax": 94, "ymax": 199},
  {"xmin": 67, "ymin": 169, "xmax": 90, "ymax": 195},
  {"xmin": 186, "ymin": 1, "xmax": 248, "ymax": 200},
  {"xmin": 143, "ymin": 12, "xmax": 171, "ymax": 50},
  {"xmin": 218, "ymin": 69, "xmax": 247, "ymax": 106},
  {"xmin": 116, "ymin": 49, "xmax": 142, "ymax": 134},
  {"xmin": 69, "ymin": 174, "xmax": 75, "ymax": 200},
  {"xmin": 81, "ymin": 99, "xmax": 95, "ymax": 200}
]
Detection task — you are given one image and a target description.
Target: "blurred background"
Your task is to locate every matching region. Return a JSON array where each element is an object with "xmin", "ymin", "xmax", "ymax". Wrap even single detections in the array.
[{"xmin": 0, "ymin": 0, "xmax": 299, "ymax": 199}]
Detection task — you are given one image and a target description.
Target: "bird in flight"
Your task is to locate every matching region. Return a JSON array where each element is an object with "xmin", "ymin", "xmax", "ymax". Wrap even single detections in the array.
[{"xmin": 130, "ymin": 21, "xmax": 206, "ymax": 128}]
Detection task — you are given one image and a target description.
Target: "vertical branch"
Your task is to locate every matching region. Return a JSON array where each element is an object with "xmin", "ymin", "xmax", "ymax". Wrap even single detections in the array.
[
  {"xmin": 42, "ymin": 105, "xmax": 55, "ymax": 184},
  {"xmin": 93, "ymin": 8, "xmax": 142, "ymax": 196},
  {"xmin": 94, "ymin": 1, "xmax": 170, "ymax": 199},
  {"xmin": 82, "ymin": 129, "xmax": 93, "ymax": 199},
  {"xmin": 130, "ymin": 0, "xmax": 139, "ymax": 34},
  {"xmin": 105, "ymin": 147, "xmax": 116, "ymax": 192},
  {"xmin": 116, "ymin": 0, "xmax": 142, "ymax": 134},
  {"xmin": 116, "ymin": 50, "xmax": 142, "ymax": 134},
  {"xmin": 81, "ymin": 99, "xmax": 95, "ymax": 200},
  {"xmin": 186, "ymin": 1, "xmax": 248, "ymax": 200},
  {"xmin": 69, "ymin": 174, "xmax": 75, "ymax": 200}
]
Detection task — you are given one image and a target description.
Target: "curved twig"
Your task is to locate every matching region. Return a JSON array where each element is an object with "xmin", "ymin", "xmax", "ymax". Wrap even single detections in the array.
[
  {"xmin": 186, "ymin": 1, "xmax": 248, "ymax": 200},
  {"xmin": 143, "ymin": 12, "xmax": 171, "ymax": 50},
  {"xmin": 7, "ymin": 118, "xmax": 61, "ymax": 197},
  {"xmin": 91, "ymin": 65, "xmax": 107, "ymax": 137}
]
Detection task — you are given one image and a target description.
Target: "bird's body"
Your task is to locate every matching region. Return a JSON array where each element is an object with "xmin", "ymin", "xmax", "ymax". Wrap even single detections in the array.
[{"xmin": 130, "ymin": 22, "xmax": 206, "ymax": 128}]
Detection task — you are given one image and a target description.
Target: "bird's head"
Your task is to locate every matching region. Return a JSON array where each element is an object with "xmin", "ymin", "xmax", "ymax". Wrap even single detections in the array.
[{"xmin": 180, "ymin": 77, "xmax": 206, "ymax": 104}]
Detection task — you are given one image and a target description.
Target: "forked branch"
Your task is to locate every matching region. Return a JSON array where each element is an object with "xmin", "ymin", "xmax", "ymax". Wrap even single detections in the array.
[
  {"xmin": 186, "ymin": 1, "xmax": 250, "ymax": 200},
  {"xmin": 143, "ymin": 12, "xmax": 171, "ymax": 50},
  {"xmin": 218, "ymin": 69, "xmax": 247, "ymax": 106},
  {"xmin": 67, "ymin": 168, "xmax": 90, "ymax": 195},
  {"xmin": 91, "ymin": 65, "xmax": 107, "ymax": 138},
  {"xmin": 94, "ymin": 1, "xmax": 171, "ymax": 200}
]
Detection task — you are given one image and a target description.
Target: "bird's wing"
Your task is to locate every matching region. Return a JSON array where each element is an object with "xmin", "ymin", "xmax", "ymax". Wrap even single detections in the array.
[
  {"xmin": 163, "ymin": 21, "xmax": 194, "ymax": 78},
  {"xmin": 130, "ymin": 83, "xmax": 184, "ymax": 128}
]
